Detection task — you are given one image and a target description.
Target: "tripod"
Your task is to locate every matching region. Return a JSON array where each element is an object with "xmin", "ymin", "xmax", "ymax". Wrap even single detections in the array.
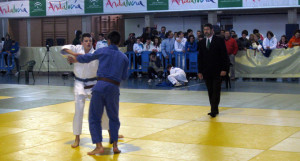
[{"xmin": 37, "ymin": 45, "xmax": 57, "ymax": 84}]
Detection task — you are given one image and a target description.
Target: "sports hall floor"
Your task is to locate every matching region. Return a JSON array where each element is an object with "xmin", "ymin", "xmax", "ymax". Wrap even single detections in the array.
[{"xmin": 0, "ymin": 74, "xmax": 300, "ymax": 161}]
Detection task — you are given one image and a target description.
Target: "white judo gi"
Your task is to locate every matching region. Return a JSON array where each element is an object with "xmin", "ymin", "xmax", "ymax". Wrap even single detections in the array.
[
  {"xmin": 168, "ymin": 67, "xmax": 188, "ymax": 85},
  {"xmin": 61, "ymin": 45, "xmax": 109, "ymax": 135}
]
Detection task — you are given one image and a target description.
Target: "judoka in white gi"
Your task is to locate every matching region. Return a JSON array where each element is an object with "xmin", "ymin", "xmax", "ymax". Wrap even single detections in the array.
[
  {"xmin": 95, "ymin": 33, "xmax": 108, "ymax": 50},
  {"xmin": 167, "ymin": 64, "xmax": 188, "ymax": 87},
  {"xmin": 61, "ymin": 33, "xmax": 122, "ymax": 148}
]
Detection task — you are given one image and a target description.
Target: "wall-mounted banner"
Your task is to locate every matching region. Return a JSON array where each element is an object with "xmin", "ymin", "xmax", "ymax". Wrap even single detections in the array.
[
  {"xmin": 0, "ymin": 1, "xmax": 29, "ymax": 17},
  {"xmin": 147, "ymin": 0, "xmax": 169, "ymax": 10},
  {"xmin": 243, "ymin": 0, "xmax": 298, "ymax": 8},
  {"xmin": 104, "ymin": 0, "xmax": 147, "ymax": 13},
  {"xmin": 30, "ymin": 0, "xmax": 46, "ymax": 16},
  {"xmin": 299, "ymin": 0, "xmax": 300, "ymax": 5},
  {"xmin": 218, "ymin": 0, "xmax": 242, "ymax": 8},
  {"xmin": 47, "ymin": 0, "xmax": 84, "ymax": 16},
  {"xmin": 169, "ymin": 0, "xmax": 218, "ymax": 11},
  {"xmin": 85, "ymin": 0, "xmax": 103, "ymax": 13}
]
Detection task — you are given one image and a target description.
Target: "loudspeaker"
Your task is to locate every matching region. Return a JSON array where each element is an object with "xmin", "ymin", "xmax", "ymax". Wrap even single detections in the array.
[{"xmin": 286, "ymin": 24, "xmax": 299, "ymax": 40}]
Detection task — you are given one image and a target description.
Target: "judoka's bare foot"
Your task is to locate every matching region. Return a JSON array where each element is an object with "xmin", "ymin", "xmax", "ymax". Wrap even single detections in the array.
[
  {"xmin": 118, "ymin": 135, "xmax": 124, "ymax": 138},
  {"xmin": 71, "ymin": 135, "xmax": 80, "ymax": 148},
  {"xmin": 113, "ymin": 142, "xmax": 121, "ymax": 154},
  {"xmin": 87, "ymin": 143, "xmax": 104, "ymax": 155}
]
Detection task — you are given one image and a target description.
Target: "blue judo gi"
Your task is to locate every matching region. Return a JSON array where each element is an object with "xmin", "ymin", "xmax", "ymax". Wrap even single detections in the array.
[{"xmin": 77, "ymin": 45, "xmax": 129, "ymax": 144}]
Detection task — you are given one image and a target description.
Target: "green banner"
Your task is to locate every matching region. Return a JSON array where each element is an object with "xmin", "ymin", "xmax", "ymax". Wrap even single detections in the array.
[
  {"xmin": 147, "ymin": 0, "xmax": 168, "ymax": 11},
  {"xmin": 29, "ymin": 0, "xmax": 46, "ymax": 16},
  {"xmin": 218, "ymin": 0, "xmax": 242, "ymax": 8},
  {"xmin": 299, "ymin": 0, "xmax": 300, "ymax": 5},
  {"xmin": 85, "ymin": 0, "xmax": 103, "ymax": 13}
]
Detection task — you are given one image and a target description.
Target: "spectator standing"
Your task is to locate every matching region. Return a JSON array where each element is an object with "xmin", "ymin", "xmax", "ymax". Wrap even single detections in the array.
[
  {"xmin": 263, "ymin": 31, "xmax": 277, "ymax": 57},
  {"xmin": 152, "ymin": 37, "xmax": 161, "ymax": 53},
  {"xmin": 143, "ymin": 37, "xmax": 154, "ymax": 52},
  {"xmin": 159, "ymin": 26, "xmax": 167, "ymax": 40},
  {"xmin": 277, "ymin": 35, "xmax": 288, "ymax": 49},
  {"xmin": 224, "ymin": 31, "xmax": 238, "ymax": 80},
  {"xmin": 95, "ymin": 33, "xmax": 108, "ymax": 50},
  {"xmin": 161, "ymin": 31, "xmax": 175, "ymax": 66},
  {"xmin": 133, "ymin": 37, "xmax": 143, "ymax": 77},
  {"xmin": 237, "ymin": 30, "xmax": 251, "ymax": 50},
  {"xmin": 288, "ymin": 30, "xmax": 300, "ymax": 48},
  {"xmin": 124, "ymin": 33, "xmax": 136, "ymax": 52},
  {"xmin": 73, "ymin": 30, "xmax": 82, "ymax": 45},
  {"xmin": 253, "ymin": 29, "xmax": 264, "ymax": 41}
]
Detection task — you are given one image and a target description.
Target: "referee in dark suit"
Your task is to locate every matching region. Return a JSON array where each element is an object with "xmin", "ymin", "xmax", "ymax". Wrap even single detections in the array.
[{"xmin": 197, "ymin": 24, "xmax": 230, "ymax": 117}]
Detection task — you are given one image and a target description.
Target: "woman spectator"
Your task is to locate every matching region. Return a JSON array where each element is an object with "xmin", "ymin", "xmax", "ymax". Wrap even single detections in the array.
[
  {"xmin": 152, "ymin": 37, "xmax": 161, "ymax": 53},
  {"xmin": 263, "ymin": 31, "xmax": 277, "ymax": 57},
  {"xmin": 250, "ymin": 33, "xmax": 264, "ymax": 54},
  {"xmin": 249, "ymin": 34, "xmax": 255, "ymax": 44},
  {"xmin": 72, "ymin": 30, "xmax": 82, "ymax": 45},
  {"xmin": 288, "ymin": 30, "xmax": 300, "ymax": 48},
  {"xmin": 277, "ymin": 35, "xmax": 288, "ymax": 49},
  {"xmin": 3, "ymin": 34, "xmax": 13, "ymax": 66},
  {"xmin": 185, "ymin": 35, "xmax": 198, "ymax": 79}
]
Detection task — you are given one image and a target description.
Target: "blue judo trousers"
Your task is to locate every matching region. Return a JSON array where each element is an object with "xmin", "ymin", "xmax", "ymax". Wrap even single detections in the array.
[{"xmin": 77, "ymin": 45, "xmax": 129, "ymax": 144}]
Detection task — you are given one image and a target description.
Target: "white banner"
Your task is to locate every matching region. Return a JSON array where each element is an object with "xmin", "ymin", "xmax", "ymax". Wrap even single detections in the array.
[
  {"xmin": 46, "ymin": 0, "xmax": 84, "ymax": 16},
  {"xmin": 243, "ymin": 0, "xmax": 298, "ymax": 8},
  {"xmin": 0, "ymin": 1, "xmax": 29, "ymax": 17},
  {"xmin": 104, "ymin": 0, "xmax": 147, "ymax": 13},
  {"xmin": 169, "ymin": 0, "xmax": 218, "ymax": 11}
]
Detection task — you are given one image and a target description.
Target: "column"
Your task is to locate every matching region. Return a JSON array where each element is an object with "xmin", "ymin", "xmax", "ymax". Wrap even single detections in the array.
[
  {"xmin": 145, "ymin": 14, "xmax": 154, "ymax": 27},
  {"xmin": 208, "ymin": 11, "xmax": 218, "ymax": 25},
  {"xmin": 288, "ymin": 8, "xmax": 297, "ymax": 24}
]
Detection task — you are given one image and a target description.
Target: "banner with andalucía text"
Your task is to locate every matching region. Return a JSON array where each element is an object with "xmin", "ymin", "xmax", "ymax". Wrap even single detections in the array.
[
  {"xmin": 0, "ymin": 1, "xmax": 29, "ymax": 17},
  {"xmin": 243, "ymin": 0, "xmax": 297, "ymax": 8},
  {"xmin": 46, "ymin": 0, "xmax": 84, "ymax": 16},
  {"xmin": 169, "ymin": 0, "xmax": 218, "ymax": 11},
  {"xmin": 104, "ymin": 0, "xmax": 147, "ymax": 13}
]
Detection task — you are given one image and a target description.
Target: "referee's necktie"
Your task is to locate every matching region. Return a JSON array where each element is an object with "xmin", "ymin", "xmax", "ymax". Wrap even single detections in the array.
[{"xmin": 207, "ymin": 39, "xmax": 210, "ymax": 49}]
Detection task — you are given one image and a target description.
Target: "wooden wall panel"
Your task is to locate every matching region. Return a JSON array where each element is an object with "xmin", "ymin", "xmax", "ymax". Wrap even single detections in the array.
[
  {"xmin": 30, "ymin": 18, "xmax": 42, "ymax": 47},
  {"xmin": 68, "ymin": 17, "xmax": 82, "ymax": 44}
]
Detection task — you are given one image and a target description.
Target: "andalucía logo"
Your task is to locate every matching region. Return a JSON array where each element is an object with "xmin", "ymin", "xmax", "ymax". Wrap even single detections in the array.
[
  {"xmin": 90, "ymin": 0, "xmax": 100, "ymax": 6},
  {"xmin": 106, "ymin": 0, "xmax": 145, "ymax": 8},
  {"xmin": 172, "ymin": 0, "xmax": 216, "ymax": 5},
  {"xmin": 48, "ymin": 0, "xmax": 83, "ymax": 11},
  {"xmin": 0, "ymin": 3, "xmax": 28, "ymax": 14},
  {"xmin": 34, "ymin": 2, "xmax": 43, "ymax": 10}
]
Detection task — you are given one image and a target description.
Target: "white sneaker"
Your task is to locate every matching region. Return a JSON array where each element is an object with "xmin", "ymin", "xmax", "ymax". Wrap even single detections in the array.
[
  {"xmin": 174, "ymin": 82, "xmax": 182, "ymax": 87},
  {"xmin": 189, "ymin": 77, "xmax": 192, "ymax": 80},
  {"xmin": 193, "ymin": 77, "xmax": 197, "ymax": 80},
  {"xmin": 155, "ymin": 75, "xmax": 158, "ymax": 79},
  {"xmin": 148, "ymin": 79, "xmax": 152, "ymax": 83},
  {"xmin": 14, "ymin": 72, "xmax": 19, "ymax": 77},
  {"xmin": 138, "ymin": 74, "xmax": 142, "ymax": 78},
  {"xmin": 158, "ymin": 79, "xmax": 162, "ymax": 82}
]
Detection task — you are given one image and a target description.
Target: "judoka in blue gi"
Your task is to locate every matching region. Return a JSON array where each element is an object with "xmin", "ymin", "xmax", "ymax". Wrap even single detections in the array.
[{"xmin": 66, "ymin": 31, "xmax": 129, "ymax": 155}]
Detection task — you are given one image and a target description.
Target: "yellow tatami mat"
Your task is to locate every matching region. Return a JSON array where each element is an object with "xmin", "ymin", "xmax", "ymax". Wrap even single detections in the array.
[{"xmin": 0, "ymin": 101, "xmax": 300, "ymax": 161}]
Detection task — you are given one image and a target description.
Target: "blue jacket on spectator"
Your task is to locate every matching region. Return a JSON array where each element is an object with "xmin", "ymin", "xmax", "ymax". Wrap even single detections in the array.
[
  {"xmin": 185, "ymin": 41, "xmax": 198, "ymax": 52},
  {"xmin": 10, "ymin": 42, "xmax": 19, "ymax": 54}
]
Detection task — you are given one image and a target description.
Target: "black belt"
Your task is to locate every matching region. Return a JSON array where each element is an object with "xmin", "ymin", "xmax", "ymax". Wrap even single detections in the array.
[
  {"xmin": 97, "ymin": 77, "xmax": 120, "ymax": 86},
  {"xmin": 84, "ymin": 85, "xmax": 94, "ymax": 89},
  {"xmin": 74, "ymin": 76, "xmax": 97, "ymax": 82}
]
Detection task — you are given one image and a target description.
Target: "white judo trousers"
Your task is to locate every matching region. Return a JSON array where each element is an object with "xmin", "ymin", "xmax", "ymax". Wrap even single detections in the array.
[
  {"xmin": 168, "ymin": 67, "xmax": 188, "ymax": 85},
  {"xmin": 73, "ymin": 80, "xmax": 110, "ymax": 135}
]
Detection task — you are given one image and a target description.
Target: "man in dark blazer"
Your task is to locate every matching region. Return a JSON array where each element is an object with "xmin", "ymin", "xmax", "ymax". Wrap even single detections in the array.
[{"xmin": 197, "ymin": 24, "xmax": 230, "ymax": 117}]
